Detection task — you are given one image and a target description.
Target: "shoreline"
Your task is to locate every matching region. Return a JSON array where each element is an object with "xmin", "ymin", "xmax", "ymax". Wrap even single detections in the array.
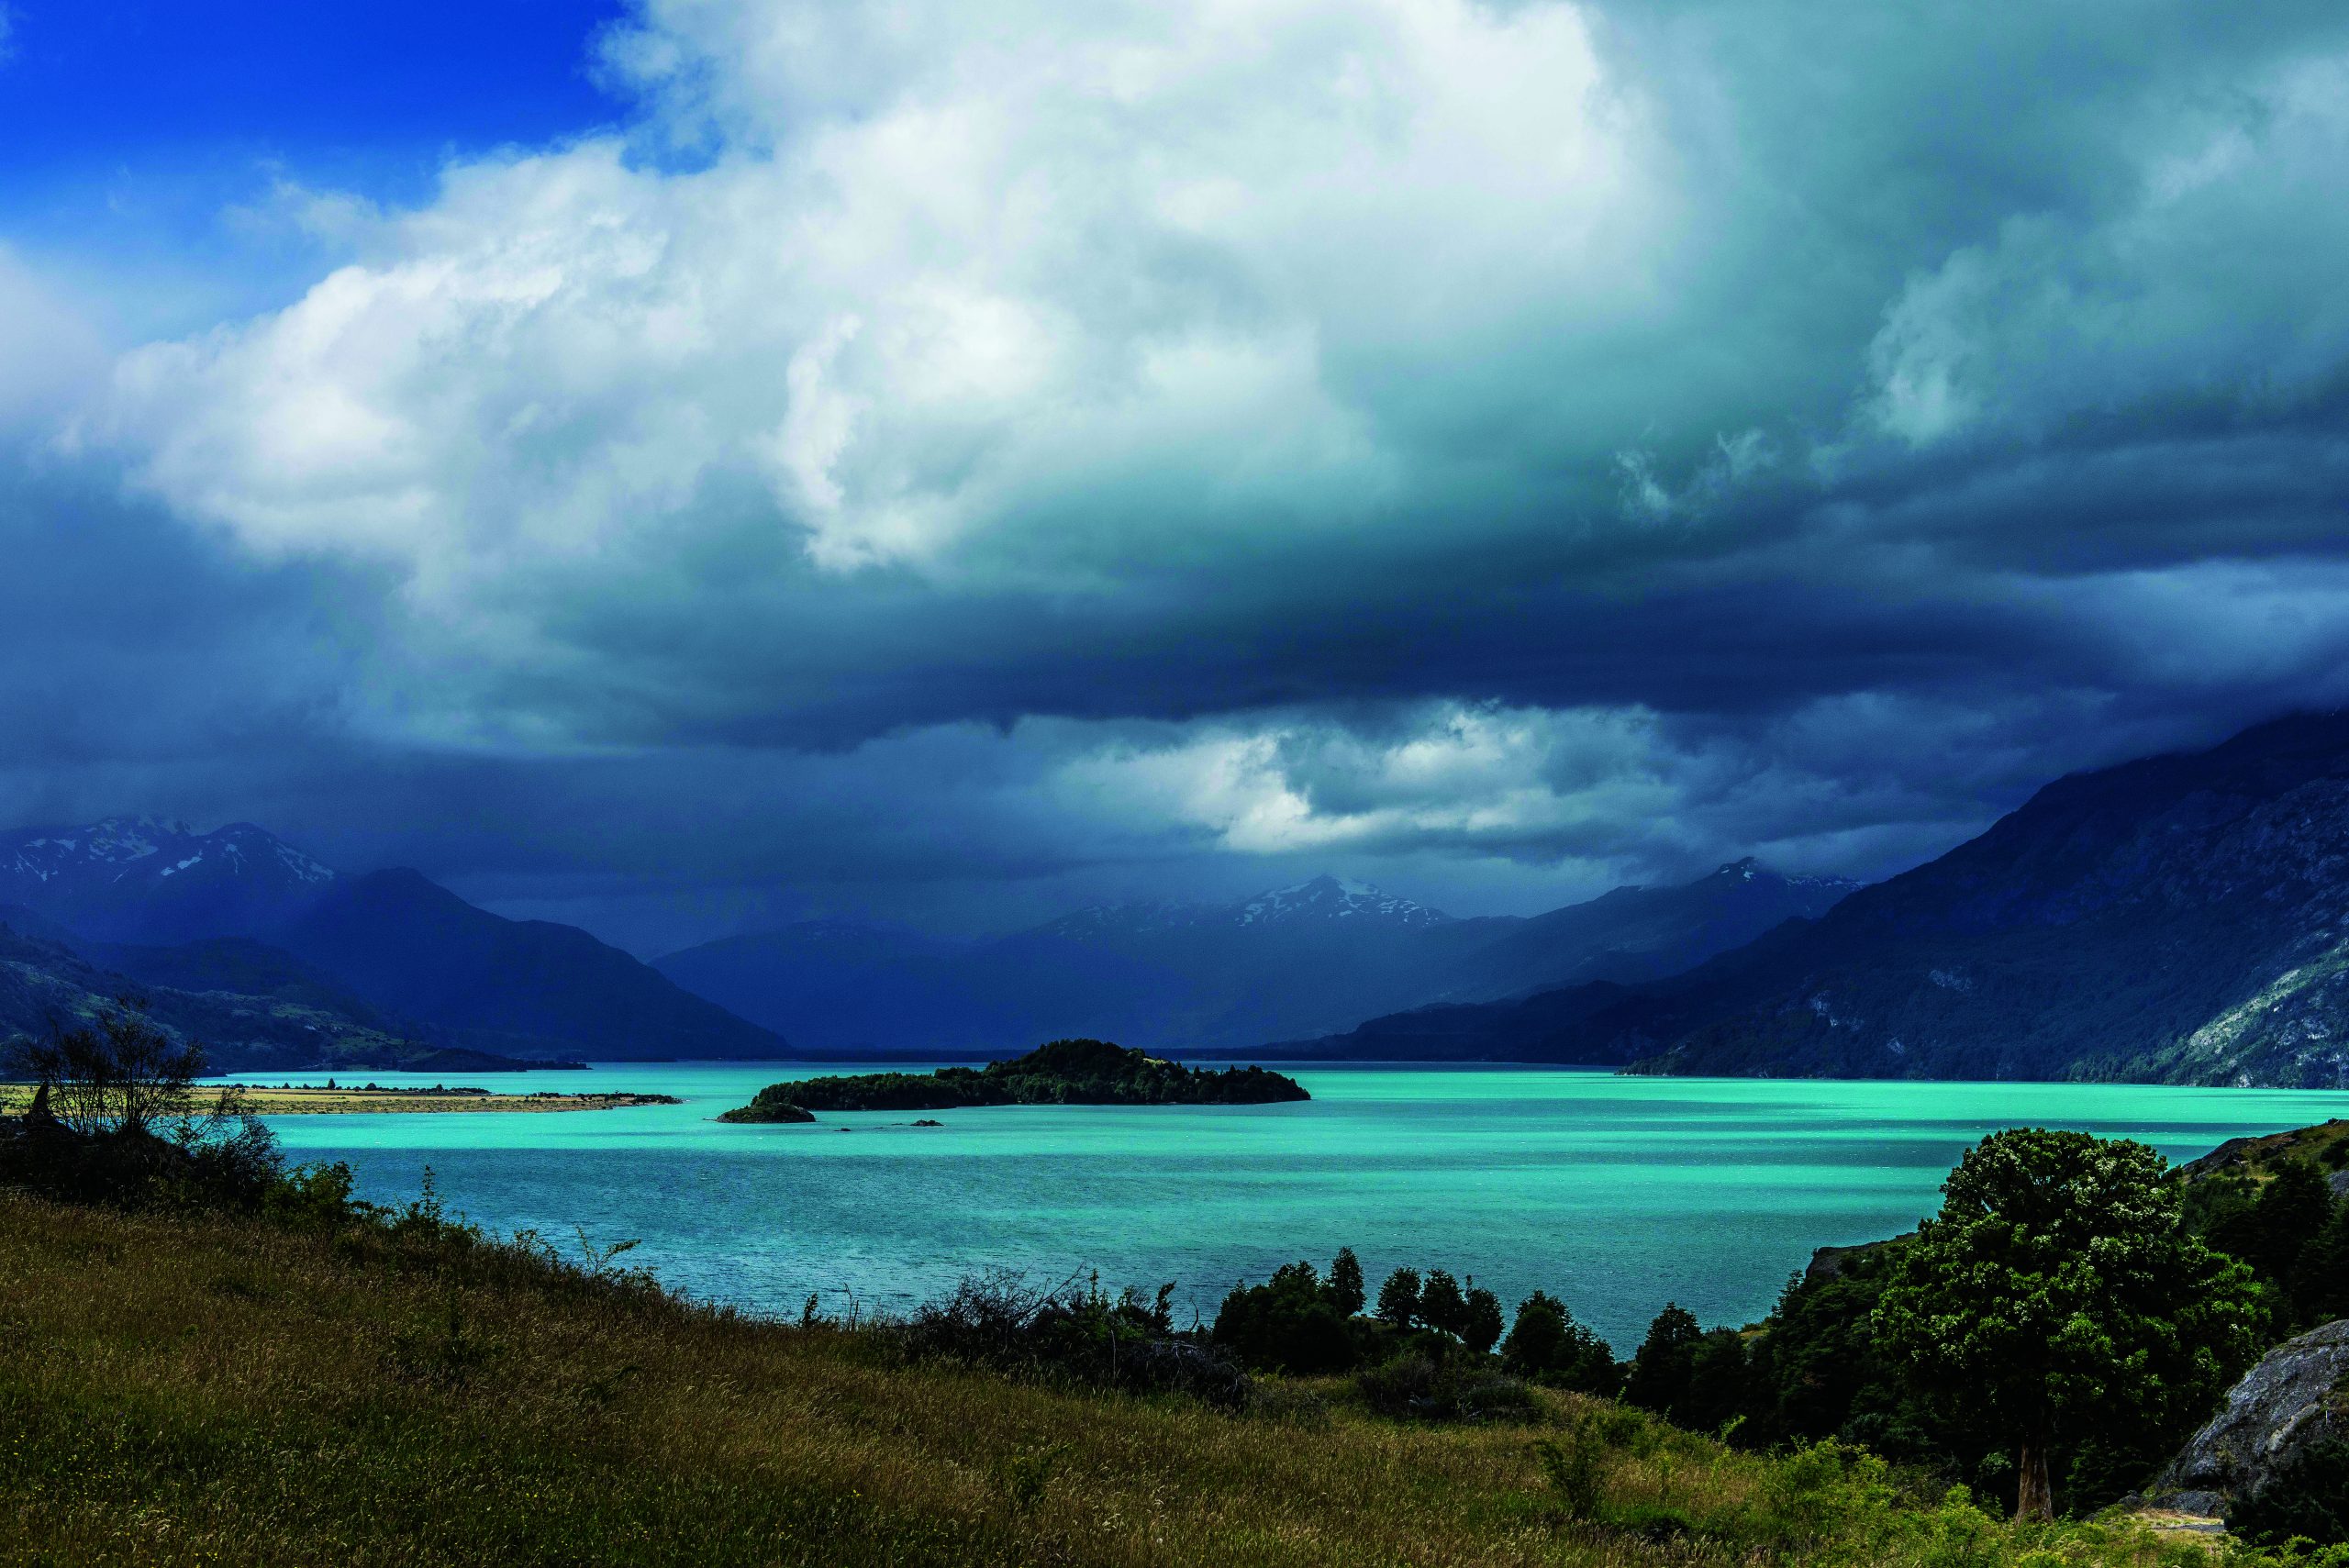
[{"xmin": 0, "ymin": 1084, "xmax": 683, "ymax": 1117}]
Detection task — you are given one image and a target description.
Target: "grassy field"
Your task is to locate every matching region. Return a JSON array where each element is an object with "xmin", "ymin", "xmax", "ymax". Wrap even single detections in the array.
[
  {"xmin": 0, "ymin": 1084, "xmax": 676, "ymax": 1116},
  {"xmin": 0, "ymin": 1191, "xmax": 2276, "ymax": 1568}
]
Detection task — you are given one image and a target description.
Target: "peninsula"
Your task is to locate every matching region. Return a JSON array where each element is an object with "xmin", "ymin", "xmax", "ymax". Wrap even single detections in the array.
[
  {"xmin": 719, "ymin": 1038, "xmax": 1309, "ymax": 1121},
  {"xmin": 0, "ymin": 1084, "xmax": 682, "ymax": 1117}
]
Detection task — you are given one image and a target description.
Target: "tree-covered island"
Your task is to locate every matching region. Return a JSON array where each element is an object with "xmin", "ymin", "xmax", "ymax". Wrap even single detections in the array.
[{"xmin": 718, "ymin": 1037, "xmax": 1309, "ymax": 1120}]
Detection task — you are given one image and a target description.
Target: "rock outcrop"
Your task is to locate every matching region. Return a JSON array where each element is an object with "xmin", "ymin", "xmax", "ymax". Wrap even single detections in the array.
[{"xmin": 2157, "ymin": 1319, "xmax": 2349, "ymax": 1515}]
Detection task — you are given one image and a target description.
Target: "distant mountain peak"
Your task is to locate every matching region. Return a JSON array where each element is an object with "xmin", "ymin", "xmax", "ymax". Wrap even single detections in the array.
[
  {"xmin": 0, "ymin": 817, "xmax": 341, "ymax": 943},
  {"xmin": 1234, "ymin": 874, "xmax": 1448, "ymax": 928}
]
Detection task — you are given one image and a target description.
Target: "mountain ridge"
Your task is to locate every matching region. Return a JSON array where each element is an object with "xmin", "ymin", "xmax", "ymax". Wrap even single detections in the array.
[
  {"xmin": 655, "ymin": 861, "xmax": 1854, "ymax": 1056},
  {"xmin": 0, "ymin": 822, "xmax": 789, "ymax": 1067},
  {"xmin": 1282, "ymin": 711, "xmax": 2349, "ymax": 1086}
]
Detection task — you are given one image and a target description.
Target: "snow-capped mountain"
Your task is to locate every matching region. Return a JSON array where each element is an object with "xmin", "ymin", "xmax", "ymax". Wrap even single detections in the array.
[
  {"xmin": 0, "ymin": 817, "xmax": 338, "ymax": 942},
  {"xmin": 1232, "ymin": 875, "xmax": 1448, "ymax": 929},
  {"xmin": 1028, "ymin": 876, "xmax": 1447, "ymax": 942}
]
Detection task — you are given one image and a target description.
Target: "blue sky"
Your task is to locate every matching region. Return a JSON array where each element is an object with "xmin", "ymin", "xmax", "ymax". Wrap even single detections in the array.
[
  {"xmin": 0, "ymin": 1, "xmax": 626, "ymax": 327},
  {"xmin": 5, "ymin": 1, "xmax": 2349, "ymax": 952}
]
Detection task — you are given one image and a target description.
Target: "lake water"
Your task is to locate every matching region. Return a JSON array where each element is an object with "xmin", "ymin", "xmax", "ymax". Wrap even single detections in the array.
[{"xmin": 212, "ymin": 1062, "xmax": 2349, "ymax": 1350}]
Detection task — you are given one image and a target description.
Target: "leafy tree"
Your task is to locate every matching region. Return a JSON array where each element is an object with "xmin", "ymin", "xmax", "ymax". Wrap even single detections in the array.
[
  {"xmin": 1419, "ymin": 1270, "xmax": 1467, "ymax": 1339},
  {"xmin": 1211, "ymin": 1262, "xmax": 1354, "ymax": 1374},
  {"xmin": 1375, "ymin": 1267, "xmax": 1421, "ymax": 1328},
  {"xmin": 1459, "ymin": 1282, "xmax": 1503, "ymax": 1355},
  {"xmin": 1872, "ymin": 1129, "xmax": 2264, "ymax": 1519},
  {"xmin": 1329, "ymin": 1248, "xmax": 1366, "ymax": 1317},
  {"xmin": 6, "ymin": 999, "xmax": 205, "ymax": 1137},
  {"xmin": 1622, "ymin": 1302, "xmax": 1701, "ymax": 1417},
  {"xmin": 1500, "ymin": 1291, "xmax": 1619, "ymax": 1394}
]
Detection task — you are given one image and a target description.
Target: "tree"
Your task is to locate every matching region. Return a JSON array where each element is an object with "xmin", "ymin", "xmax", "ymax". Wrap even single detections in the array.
[
  {"xmin": 1622, "ymin": 1303, "xmax": 1701, "ymax": 1417},
  {"xmin": 1501, "ymin": 1291, "xmax": 1570, "ymax": 1376},
  {"xmin": 1503, "ymin": 1292, "xmax": 1622, "ymax": 1391},
  {"xmin": 2210, "ymin": 1159, "xmax": 2336, "ymax": 1285},
  {"xmin": 1460, "ymin": 1282, "xmax": 1504, "ymax": 1355},
  {"xmin": 1211, "ymin": 1262, "xmax": 1354, "ymax": 1374},
  {"xmin": 1419, "ymin": 1270, "xmax": 1467, "ymax": 1338},
  {"xmin": 1375, "ymin": 1267, "xmax": 1421, "ymax": 1329},
  {"xmin": 1678, "ymin": 1329, "xmax": 1753, "ymax": 1436},
  {"xmin": 1873, "ymin": 1129, "xmax": 2264, "ymax": 1519},
  {"xmin": 1329, "ymin": 1248, "xmax": 1366, "ymax": 1317},
  {"xmin": 6, "ymin": 999, "xmax": 205, "ymax": 1137},
  {"xmin": 2292, "ymin": 1202, "xmax": 2349, "ymax": 1323}
]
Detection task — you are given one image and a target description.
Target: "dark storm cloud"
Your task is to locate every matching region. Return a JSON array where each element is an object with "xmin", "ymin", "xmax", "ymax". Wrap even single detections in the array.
[{"xmin": 6, "ymin": 0, "xmax": 2349, "ymax": 942}]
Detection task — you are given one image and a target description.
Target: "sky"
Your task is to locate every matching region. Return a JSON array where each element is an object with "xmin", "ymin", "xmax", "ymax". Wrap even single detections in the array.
[{"xmin": 5, "ymin": 0, "xmax": 2349, "ymax": 954}]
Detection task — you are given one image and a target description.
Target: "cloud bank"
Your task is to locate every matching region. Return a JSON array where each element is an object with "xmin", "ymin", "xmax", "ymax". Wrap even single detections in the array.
[{"xmin": 8, "ymin": 0, "xmax": 2349, "ymax": 942}]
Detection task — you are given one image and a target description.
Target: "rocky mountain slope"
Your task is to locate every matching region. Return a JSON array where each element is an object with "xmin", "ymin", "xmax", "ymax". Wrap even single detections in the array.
[
  {"xmin": 0, "ymin": 821, "xmax": 789, "ymax": 1066},
  {"xmin": 0, "ymin": 918, "xmax": 555, "ymax": 1074},
  {"xmin": 1291, "ymin": 712, "xmax": 2349, "ymax": 1084},
  {"xmin": 657, "ymin": 863, "xmax": 1852, "ymax": 1056}
]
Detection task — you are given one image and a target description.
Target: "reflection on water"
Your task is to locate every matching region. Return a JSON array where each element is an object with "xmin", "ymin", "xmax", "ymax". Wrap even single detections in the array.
[{"xmin": 212, "ymin": 1061, "xmax": 2349, "ymax": 1349}]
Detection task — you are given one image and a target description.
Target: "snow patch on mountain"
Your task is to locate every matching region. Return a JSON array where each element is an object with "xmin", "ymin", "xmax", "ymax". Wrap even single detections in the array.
[{"xmin": 1234, "ymin": 874, "xmax": 1448, "ymax": 929}]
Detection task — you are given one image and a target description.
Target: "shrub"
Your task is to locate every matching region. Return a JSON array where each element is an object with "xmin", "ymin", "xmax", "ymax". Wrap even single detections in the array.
[
  {"xmin": 2231, "ymin": 1439, "xmax": 2349, "ymax": 1549},
  {"xmin": 905, "ymin": 1269, "xmax": 1250, "ymax": 1408},
  {"xmin": 1355, "ymin": 1349, "xmax": 1538, "ymax": 1423}
]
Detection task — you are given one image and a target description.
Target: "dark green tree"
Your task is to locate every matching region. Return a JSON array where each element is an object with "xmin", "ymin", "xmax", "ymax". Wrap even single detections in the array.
[
  {"xmin": 1211, "ymin": 1262, "xmax": 1353, "ymax": 1374},
  {"xmin": 1622, "ymin": 1302, "xmax": 1701, "ymax": 1417},
  {"xmin": 1873, "ymin": 1129, "xmax": 2264, "ymax": 1519},
  {"xmin": 1375, "ymin": 1266, "xmax": 1421, "ymax": 1329},
  {"xmin": 2293, "ymin": 1202, "xmax": 2349, "ymax": 1323},
  {"xmin": 1329, "ymin": 1248, "xmax": 1366, "ymax": 1317},
  {"xmin": 2210, "ymin": 1159, "xmax": 2336, "ymax": 1285},
  {"xmin": 1500, "ymin": 1291, "xmax": 1568, "ymax": 1373},
  {"xmin": 1419, "ymin": 1270, "xmax": 1467, "ymax": 1338},
  {"xmin": 1500, "ymin": 1292, "xmax": 1619, "ymax": 1393},
  {"xmin": 1678, "ymin": 1329, "xmax": 1753, "ymax": 1436},
  {"xmin": 1460, "ymin": 1281, "xmax": 1503, "ymax": 1355}
]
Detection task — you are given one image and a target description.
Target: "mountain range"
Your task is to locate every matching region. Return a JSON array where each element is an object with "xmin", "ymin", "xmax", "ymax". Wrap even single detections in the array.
[
  {"xmin": 0, "ymin": 819, "xmax": 786, "ymax": 1071},
  {"xmin": 651, "ymin": 862, "xmax": 1855, "ymax": 1055},
  {"xmin": 1286, "ymin": 712, "xmax": 2349, "ymax": 1087},
  {"xmin": 15, "ymin": 707, "xmax": 2348, "ymax": 1084}
]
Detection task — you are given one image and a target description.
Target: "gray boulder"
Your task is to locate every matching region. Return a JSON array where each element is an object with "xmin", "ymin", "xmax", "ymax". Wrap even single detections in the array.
[{"xmin": 2157, "ymin": 1319, "xmax": 2349, "ymax": 1515}]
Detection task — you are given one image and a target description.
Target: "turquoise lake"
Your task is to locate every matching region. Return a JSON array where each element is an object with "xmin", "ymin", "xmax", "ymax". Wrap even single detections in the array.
[{"xmin": 214, "ymin": 1062, "xmax": 2349, "ymax": 1350}]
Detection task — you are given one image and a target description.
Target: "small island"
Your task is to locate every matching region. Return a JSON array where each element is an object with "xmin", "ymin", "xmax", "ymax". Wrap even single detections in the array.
[{"xmin": 718, "ymin": 1038, "xmax": 1309, "ymax": 1122}]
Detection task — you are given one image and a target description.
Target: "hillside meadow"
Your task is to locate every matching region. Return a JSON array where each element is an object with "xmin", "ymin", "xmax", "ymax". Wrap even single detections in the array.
[{"xmin": 0, "ymin": 1188, "xmax": 2320, "ymax": 1568}]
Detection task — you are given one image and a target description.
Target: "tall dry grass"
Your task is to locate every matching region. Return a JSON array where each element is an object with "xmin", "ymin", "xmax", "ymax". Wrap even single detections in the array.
[{"xmin": 0, "ymin": 1192, "xmax": 2280, "ymax": 1567}]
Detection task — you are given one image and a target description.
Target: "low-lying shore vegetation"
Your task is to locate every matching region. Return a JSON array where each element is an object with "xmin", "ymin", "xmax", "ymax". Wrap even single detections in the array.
[
  {"xmin": 722, "ymin": 1037, "xmax": 1309, "ymax": 1120},
  {"xmin": 0, "ymin": 1082, "xmax": 682, "ymax": 1116}
]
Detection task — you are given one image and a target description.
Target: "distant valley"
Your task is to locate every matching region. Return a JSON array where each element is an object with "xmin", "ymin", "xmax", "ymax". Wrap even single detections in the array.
[{"xmin": 652, "ymin": 862, "xmax": 1854, "ymax": 1056}]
